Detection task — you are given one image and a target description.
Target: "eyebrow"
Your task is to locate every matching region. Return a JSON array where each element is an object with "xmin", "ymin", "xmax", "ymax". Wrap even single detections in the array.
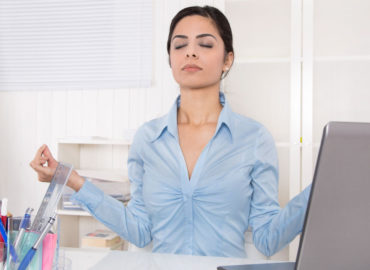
[{"xmin": 172, "ymin": 33, "xmax": 217, "ymax": 41}]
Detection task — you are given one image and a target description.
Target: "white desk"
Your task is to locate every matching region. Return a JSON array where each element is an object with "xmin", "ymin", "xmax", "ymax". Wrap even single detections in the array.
[{"xmin": 62, "ymin": 248, "xmax": 283, "ymax": 270}]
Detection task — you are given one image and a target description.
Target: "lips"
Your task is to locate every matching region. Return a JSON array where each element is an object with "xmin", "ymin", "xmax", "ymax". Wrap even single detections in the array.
[{"xmin": 182, "ymin": 64, "xmax": 202, "ymax": 72}]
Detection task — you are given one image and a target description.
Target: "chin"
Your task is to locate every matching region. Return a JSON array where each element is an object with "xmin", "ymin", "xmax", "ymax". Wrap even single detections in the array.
[
  {"xmin": 176, "ymin": 79, "xmax": 220, "ymax": 91},
  {"xmin": 180, "ymin": 83, "xmax": 209, "ymax": 90}
]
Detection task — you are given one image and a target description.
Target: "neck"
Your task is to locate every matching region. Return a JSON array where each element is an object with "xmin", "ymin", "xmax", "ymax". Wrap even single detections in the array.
[{"xmin": 178, "ymin": 84, "xmax": 222, "ymax": 126}]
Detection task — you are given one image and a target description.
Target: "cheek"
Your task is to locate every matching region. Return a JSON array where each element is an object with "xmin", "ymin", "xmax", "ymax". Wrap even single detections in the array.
[
  {"xmin": 169, "ymin": 54, "xmax": 182, "ymax": 83},
  {"xmin": 169, "ymin": 53, "xmax": 180, "ymax": 70},
  {"xmin": 205, "ymin": 53, "xmax": 225, "ymax": 76}
]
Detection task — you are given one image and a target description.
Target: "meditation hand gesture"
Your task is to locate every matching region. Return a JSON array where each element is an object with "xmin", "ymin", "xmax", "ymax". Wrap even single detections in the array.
[{"xmin": 30, "ymin": 144, "xmax": 85, "ymax": 191}]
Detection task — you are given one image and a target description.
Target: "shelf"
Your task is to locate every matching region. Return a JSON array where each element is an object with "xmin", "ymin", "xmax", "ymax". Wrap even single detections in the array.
[
  {"xmin": 57, "ymin": 202, "xmax": 129, "ymax": 217},
  {"xmin": 275, "ymin": 142, "xmax": 322, "ymax": 148},
  {"xmin": 314, "ymin": 55, "xmax": 370, "ymax": 62},
  {"xmin": 76, "ymin": 169, "xmax": 128, "ymax": 182},
  {"xmin": 56, "ymin": 209, "xmax": 92, "ymax": 217},
  {"xmin": 57, "ymin": 136, "xmax": 132, "ymax": 248},
  {"xmin": 234, "ymin": 55, "xmax": 370, "ymax": 64},
  {"xmin": 234, "ymin": 57, "xmax": 292, "ymax": 64},
  {"xmin": 276, "ymin": 142, "xmax": 293, "ymax": 148},
  {"xmin": 58, "ymin": 136, "xmax": 131, "ymax": 145},
  {"xmin": 275, "ymin": 142, "xmax": 304, "ymax": 148}
]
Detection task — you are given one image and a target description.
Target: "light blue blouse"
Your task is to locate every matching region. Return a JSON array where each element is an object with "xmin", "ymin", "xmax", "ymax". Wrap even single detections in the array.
[{"xmin": 72, "ymin": 92, "xmax": 311, "ymax": 258}]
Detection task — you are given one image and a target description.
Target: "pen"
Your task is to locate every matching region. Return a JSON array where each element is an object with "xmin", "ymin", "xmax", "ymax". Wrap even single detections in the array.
[
  {"xmin": 0, "ymin": 218, "xmax": 17, "ymax": 262},
  {"xmin": 13, "ymin": 208, "xmax": 33, "ymax": 250},
  {"xmin": 5, "ymin": 207, "xmax": 34, "ymax": 266},
  {"xmin": 18, "ymin": 213, "xmax": 57, "ymax": 270},
  {"xmin": 0, "ymin": 219, "xmax": 7, "ymax": 244}
]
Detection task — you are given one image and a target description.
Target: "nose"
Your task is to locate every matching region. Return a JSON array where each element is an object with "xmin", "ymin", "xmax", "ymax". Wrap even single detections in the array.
[
  {"xmin": 186, "ymin": 53, "xmax": 198, "ymax": 58},
  {"xmin": 185, "ymin": 42, "xmax": 199, "ymax": 59},
  {"xmin": 185, "ymin": 44, "xmax": 198, "ymax": 59}
]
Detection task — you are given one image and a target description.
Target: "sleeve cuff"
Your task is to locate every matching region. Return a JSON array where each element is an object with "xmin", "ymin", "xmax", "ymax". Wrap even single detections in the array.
[{"xmin": 70, "ymin": 179, "xmax": 104, "ymax": 212}]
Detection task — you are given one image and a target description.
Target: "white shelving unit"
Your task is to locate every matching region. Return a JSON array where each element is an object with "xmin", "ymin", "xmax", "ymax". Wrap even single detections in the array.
[
  {"xmin": 57, "ymin": 209, "xmax": 91, "ymax": 217},
  {"xmin": 56, "ymin": 137, "xmax": 131, "ymax": 248},
  {"xmin": 310, "ymin": 0, "xmax": 370, "ymax": 185},
  {"xmin": 225, "ymin": 0, "xmax": 370, "ymax": 261}
]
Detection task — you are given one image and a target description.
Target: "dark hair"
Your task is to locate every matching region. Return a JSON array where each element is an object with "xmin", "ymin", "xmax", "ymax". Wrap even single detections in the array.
[{"xmin": 167, "ymin": 5, "xmax": 234, "ymax": 78}]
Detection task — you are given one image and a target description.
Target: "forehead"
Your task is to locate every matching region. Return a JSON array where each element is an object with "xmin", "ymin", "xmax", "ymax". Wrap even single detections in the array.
[{"xmin": 172, "ymin": 15, "xmax": 220, "ymax": 37}]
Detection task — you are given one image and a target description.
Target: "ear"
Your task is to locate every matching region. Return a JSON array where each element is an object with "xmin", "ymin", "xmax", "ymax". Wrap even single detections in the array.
[{"xmin": 223, "ymin": 51, "xmax": 234, "ymax": 72}]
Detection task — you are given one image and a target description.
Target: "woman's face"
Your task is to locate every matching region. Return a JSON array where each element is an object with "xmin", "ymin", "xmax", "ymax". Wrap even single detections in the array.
[{"xmin": 169, "ymin": 15, "xmax": 233, "ymax": 90}]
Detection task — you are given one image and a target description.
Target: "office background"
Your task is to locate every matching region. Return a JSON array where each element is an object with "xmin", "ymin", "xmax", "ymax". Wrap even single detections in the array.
[{"xmin": 1, "ymin": 0, "xmax": 370, "ymax": 260}]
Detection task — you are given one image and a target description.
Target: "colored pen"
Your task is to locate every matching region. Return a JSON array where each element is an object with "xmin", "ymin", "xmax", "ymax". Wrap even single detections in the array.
[
  {"xmin": 0, "ymin": 218, "xmax": 17, "ymax": 262},
  {"xmin": 0, "ymin": 198, "xmax": 7, "ymax": 243},
  {"xmin": 13, "ymin": 208, "xmax": 33, "ymax": 250},
  {"xmin": 1, "ymin": 198, "xmax": 8, "ymax": 228},
  {"xmin": 18, "ymin": 213, "xmax": 57, "ymax": 270},
  {"xmin": 0, "ymin": 219, "xmax": 7, "ymax": 243}
]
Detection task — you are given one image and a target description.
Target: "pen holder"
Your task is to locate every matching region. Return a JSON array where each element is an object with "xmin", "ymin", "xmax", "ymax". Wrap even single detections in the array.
[{"xmin": 5, "ymin": 216, "xmax": 59, "ymax": 270}]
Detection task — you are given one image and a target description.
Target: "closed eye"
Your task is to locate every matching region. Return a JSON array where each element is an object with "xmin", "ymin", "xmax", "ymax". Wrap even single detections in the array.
[
  {"xmin": 200, "ymin": 44, "xmax": 213, "ymax": 48},
  {"xmin": 174, "ymin": 44, "xmax": 187, "ymax": 50}
]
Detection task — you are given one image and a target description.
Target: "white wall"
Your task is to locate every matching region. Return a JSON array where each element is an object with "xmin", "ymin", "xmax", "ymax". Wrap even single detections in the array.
[{"xmin": 0, "ymin": 0, "xmax": 224, "ymax": 216}]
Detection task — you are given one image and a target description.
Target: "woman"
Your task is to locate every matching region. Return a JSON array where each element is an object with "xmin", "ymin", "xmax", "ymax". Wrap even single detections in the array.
[{"xmin": 30, "ymin": 6, "xmax": 311, "ymax": 258}]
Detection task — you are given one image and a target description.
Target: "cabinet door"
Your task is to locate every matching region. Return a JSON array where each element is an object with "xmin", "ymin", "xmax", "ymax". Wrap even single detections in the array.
[
  {"xmin": 310, "ymin": 0, "xmax": 370, "ymax": 181},
  {"xmin": 225, "ymin": 0, "xmax": 294, "ymax": 261}
]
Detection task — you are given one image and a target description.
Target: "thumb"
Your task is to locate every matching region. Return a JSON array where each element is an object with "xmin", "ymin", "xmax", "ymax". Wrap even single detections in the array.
[{"xmin": 33, "ymin": 161, "xmax": 55, "ymax": 178}]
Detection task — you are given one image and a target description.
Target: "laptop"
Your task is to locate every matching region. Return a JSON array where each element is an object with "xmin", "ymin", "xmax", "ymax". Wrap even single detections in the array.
[{"xmin": 218, "ymin": 122, "xmax": 370, "ymax": 270}]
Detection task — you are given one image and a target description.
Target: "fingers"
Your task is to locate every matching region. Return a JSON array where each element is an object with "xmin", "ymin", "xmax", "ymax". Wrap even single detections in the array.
[
  {"xmin": 40, "ymin": 156, "xmax": 48, "ymax": 166},
  {"xmin": 30, "ymin": 144, "xmax": 57, "ymax": 183},
  {"xmin": 32, "ymin": 163, "xmax": 48, "ymax": 174},
  {"xmin": 33, "ymin": 144, "xmax": 47, "ymax": 161},
  {"xmin": 43, "ymin": 145, "xmax": 55, "ymax": 161},
  {"xmin": 43, "ymin": 145, "xmax": 58, "ymax": 167},
  {"xmin": 30, "ymin": 144, "xmax": 51, "ymax": 170},
  {"xmin": 33, "ymin": 165, "xmax": 54, "ymax": 182}
]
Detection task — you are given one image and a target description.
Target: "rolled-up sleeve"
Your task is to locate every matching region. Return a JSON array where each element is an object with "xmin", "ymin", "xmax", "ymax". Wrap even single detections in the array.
[
  {"xmin": 249, "ymin": 126, "xmax": 311, "ymax": 257},
  {"xmin": 71, "ymin": 128, "xmax": 152, "ymax": 248}
]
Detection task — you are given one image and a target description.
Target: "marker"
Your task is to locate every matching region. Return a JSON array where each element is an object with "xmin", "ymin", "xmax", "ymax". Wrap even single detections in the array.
[
  {"xmin": 0, "ymin": 219, "xmax": 7, "ymax": 243},
  {"xmin": 18, "ymin": 214, "xmax": 57, "ymax": 270},
  {"xmin": 1, "ymin": 198, "xmax": 8, "ymax": 228},
  {"xmin": 0, "ymin": 198, "xmax": 8, "ymax": 243}
]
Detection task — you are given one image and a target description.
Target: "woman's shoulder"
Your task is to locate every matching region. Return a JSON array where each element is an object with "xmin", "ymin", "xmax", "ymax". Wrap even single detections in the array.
[
  {"xmin": 231, "ymin": 112, "xmax": 268, "ymax": 135},
  {"xmin": 228, "ymin": 111, "xmax": 276, "ymax": 149},
  {"xmin": 230, "ymin": 113, "xmax": 277, "ymax": 160},
  {"xmin": 132, "ymin": 114, "xmax": 168, "ymax": 143}
]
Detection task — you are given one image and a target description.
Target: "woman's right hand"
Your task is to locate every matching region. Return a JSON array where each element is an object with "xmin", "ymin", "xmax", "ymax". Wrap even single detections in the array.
[
  {"xmin": 29, "ymin": 144, "xmax": 58, "ymax": 183},
  {"xmin": 30, "ymin": 144, "xmax": 85, "ymax": 191}
]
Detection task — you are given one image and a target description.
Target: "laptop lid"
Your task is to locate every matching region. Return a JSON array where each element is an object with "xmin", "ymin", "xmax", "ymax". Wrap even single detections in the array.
[
  {"xmin": 218, "ymin": 122, "xmax": 370, "ymax": 270},
  {"xmin": 296, "ymin": 121, "xmax": 370, "ymax": 270}
]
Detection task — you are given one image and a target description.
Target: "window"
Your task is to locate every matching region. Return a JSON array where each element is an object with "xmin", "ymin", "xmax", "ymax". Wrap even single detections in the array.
[{"xmin": 0, "ymin": 0, "xmax": 153, "ymax": 91}]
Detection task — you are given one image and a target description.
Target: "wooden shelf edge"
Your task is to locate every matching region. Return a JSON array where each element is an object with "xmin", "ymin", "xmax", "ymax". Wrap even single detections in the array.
[
  {"xmin": 57, "ymin": 137, "xmax": 132, "ymax": 145},
  {"xmin": 234, "ymin": 57, "xmax": 292, "ymax": 64},
  {"xmin": 56, "ymin": 209, "xmax": 92, "ymax": 217},
  {"xmin": 76, "ymin": 169, "xmax": 129, "ymax": 182}
]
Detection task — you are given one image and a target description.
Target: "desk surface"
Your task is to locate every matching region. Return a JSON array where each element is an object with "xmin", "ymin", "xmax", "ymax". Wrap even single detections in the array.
[{"xmin": 62, "ymin": 248, "xmax": 283, "ymax": 270}]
